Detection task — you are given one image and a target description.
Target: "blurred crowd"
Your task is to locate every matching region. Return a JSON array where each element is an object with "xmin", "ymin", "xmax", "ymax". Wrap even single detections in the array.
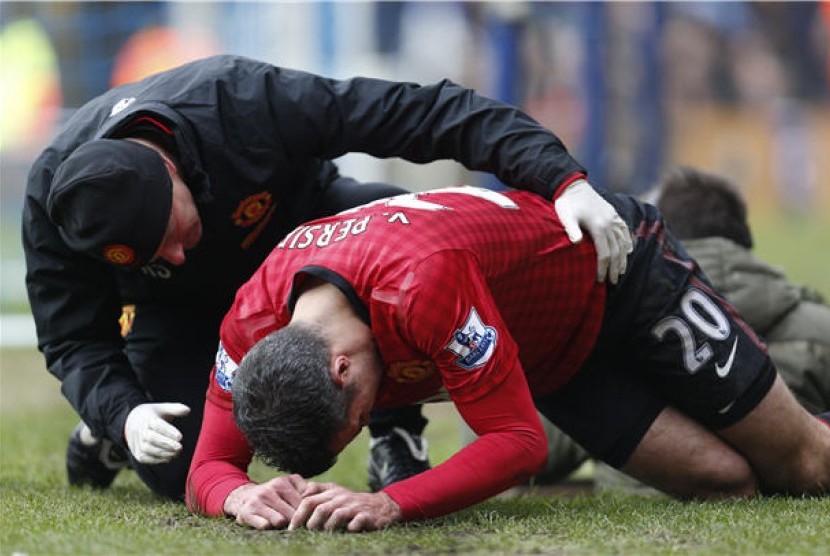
[{"xmin": 2, "ymin": 1, "xmax": 829, "ymax": 310}]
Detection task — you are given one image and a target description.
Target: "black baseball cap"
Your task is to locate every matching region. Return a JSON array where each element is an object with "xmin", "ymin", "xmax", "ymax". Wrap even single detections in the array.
[{"xmin": 47, "ymin": 139, "xmax": 173, "ymax": 267}]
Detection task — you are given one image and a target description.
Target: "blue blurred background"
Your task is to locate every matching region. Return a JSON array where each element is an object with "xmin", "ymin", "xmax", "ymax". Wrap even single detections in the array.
[{"xmin": 2, "ymin": 1, "xmax": 829, "ymax": 341}]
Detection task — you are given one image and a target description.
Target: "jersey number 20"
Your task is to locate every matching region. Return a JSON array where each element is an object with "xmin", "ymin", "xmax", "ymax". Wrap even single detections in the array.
[{"xmin": 651, "ymin": 287, "xmax": 731, "ymax": 374}]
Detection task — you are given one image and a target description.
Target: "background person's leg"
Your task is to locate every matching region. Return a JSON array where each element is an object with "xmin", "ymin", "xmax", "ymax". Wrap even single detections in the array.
[{"xmin": 367, "ymin": 407, "xmax": 430, "ymax": 492}]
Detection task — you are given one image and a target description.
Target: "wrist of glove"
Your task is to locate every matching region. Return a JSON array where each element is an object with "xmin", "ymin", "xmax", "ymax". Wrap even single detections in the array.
[
  {"xmin": 124, "ymin": 402, "xmax": 191, "ymax": 464},
  {"xmin": 554, "ymin": 179, "xmax": 633, "ymax": 284}
]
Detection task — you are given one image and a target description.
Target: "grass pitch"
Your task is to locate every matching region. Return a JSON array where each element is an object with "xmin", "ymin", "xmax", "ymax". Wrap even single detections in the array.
[
  {"xmin": 2, "ymin": 348, "xmax": 829, "ymax": 555},
  {"xmin": 2, "ymin": 211, "xmax": 829, "ymax": 554}
]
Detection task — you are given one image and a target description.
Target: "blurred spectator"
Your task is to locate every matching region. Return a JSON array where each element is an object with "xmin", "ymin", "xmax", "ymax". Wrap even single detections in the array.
[
  {"xmin": 657, "ymin": 166, "xmax": 830, "ymax": 415},
  {"xmin": 0, "ymin": 17, "xmax": 61, "ymax": 152}
]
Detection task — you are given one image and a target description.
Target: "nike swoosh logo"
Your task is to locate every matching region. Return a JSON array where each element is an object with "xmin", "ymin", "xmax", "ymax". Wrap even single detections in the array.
[{"xmin": 715, "ymin": 337, "xmax": 739, "ymax": 378}]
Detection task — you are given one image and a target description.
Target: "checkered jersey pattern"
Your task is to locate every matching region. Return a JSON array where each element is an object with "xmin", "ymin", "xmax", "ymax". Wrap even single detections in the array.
[{"xmin": 215, "ymin": 186, "xmax": 605, "ymax": 406}]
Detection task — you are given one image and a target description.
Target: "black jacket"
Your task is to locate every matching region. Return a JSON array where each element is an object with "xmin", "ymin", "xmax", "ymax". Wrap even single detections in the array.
[{"xmin": 22, "ymin": 55, "xmax": 585, "ymax": 444}]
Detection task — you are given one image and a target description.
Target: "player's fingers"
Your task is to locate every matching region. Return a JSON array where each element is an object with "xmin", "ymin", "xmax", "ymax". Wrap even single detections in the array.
[
  {"xmin": 347, "ymin": 513, "xmax": 370, "ymax": 533},
  {"xmin": 265, "ymin": 484, "xmax": 303, "ymax": 509},
  {"xmin": 305, "ymin": 503, "xmax": 334, "ymax": 531},
  {"xmin": 260, "ymin": 491, "xmax": 300, "ymax": 518},
  {"xmin": 324, "ymin": 507, "xmax": 354, "ymax": 532},
  {"xmin": 276, "ymin": 490, "xmax": 303, "ymax": 510},
  {"xmin": 269, "ymin": 514, "xmax": 290, "ymax": 530},
  {"xmin": 285, "ymin": 474, "xmax": 309, "ymax": 494},
  {"xmin": 287, "ymin": 499, "xmax": 315, "ymax": 531},
  {"xmin": 302, "ymin": 481, "xmax": 335, "ymax": 497},
  {"xmin": 291, "ymin": 488, "xmax": 340, "ymax": 530},
  {"xmin": 258, "ymin": 506, "xmax": 290, "ymax": 529},
  {"xmin": 302, "ymin": 483, "xmax": 324, "ymax": 496},
  {"xmin": 237, "ymin": 511, "xmax": 270, "ymax": 530}
]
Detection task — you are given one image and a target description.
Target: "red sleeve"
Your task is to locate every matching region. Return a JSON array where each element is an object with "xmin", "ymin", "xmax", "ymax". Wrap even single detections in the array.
[
  {"xmin": 400, "ymin": 251, "xmax": 519, "ymax": 404},
  {"xmin": 185, "ymin": 367, "xmax": 254, "ymax": 517},
  {"xmin": 382, "ymin": 252, "xmax": 547, "ymax": 520},
  {"xmin": 382, "ymin": 357, "xmax": 547, "ymax": 520}
]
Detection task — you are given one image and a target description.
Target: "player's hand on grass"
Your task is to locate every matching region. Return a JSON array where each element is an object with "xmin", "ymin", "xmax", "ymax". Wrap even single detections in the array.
[
  {"xmin": 225, "ymin": 475, "xmax": 307, "ymax": 530},
  {"xmin": 124, "ymin": 402, "xmax": 190, "ymax": 464},
  {"xmin": 288, "ymin": 481, "xmax": 402, "ymax": 532},
  {"xmin": 554, "ymin": 179, "xmax": 633, "ymax": 284}
]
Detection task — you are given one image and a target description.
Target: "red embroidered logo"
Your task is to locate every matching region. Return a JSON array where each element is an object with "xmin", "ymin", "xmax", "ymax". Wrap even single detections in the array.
[
  {"xmin": 103, "ymin": 244, "xmax": 135, "ymax": 265},
  {"xmin": 232, "ymin": 192, "xmax": 273, "ymax": 227}
]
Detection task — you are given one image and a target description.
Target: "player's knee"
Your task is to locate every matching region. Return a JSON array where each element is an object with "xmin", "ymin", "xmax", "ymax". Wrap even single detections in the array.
[
  {"xmin": 775, "ymin": 442, "xmax": 830, "ymax": 495},
  {"xmin": 677, "ymin": 454, "xmax": 758, "ymax": 500},
  {"xmin": 703, "ymin": 458, "xmax": 757, "ymax": 498}
]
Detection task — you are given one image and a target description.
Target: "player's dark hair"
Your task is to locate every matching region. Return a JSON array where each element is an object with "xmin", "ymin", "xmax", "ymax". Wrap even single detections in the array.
[
  {"xmin": 232, "ymin": 323, "xmax": 347, "ymax": 477},
  {"xmin": 656, "ymin": 166, "xmax": 753, "ymax": 249}
]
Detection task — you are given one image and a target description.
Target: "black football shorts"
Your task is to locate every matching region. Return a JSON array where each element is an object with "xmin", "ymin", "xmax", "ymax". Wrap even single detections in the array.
[{"xmin": 534, "ymin": 192, "xmax": 775, "ymax": 468}]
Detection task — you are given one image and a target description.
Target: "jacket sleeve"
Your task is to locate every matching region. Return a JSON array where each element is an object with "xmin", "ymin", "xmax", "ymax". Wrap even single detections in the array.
[
  {"xmin": 22, "ymin": 153, "xmax": 149, "ymax": 446},
  {"xmin": 253, "ymin": 63, "xmax": 586, "ymax": 198},
  {"xmin": 766, "ymin": 300, "xmax": 830, "ymax": 415},
  {"xmin": 383, "ymin": 357, "xmax": 547, "ymax": 521}
]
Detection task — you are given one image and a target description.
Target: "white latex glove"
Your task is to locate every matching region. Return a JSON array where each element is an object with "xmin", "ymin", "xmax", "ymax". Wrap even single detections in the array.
[
  {"xmin": 554, "ymin": 179, "xmax": 633, "ymax": 284},
  {"xmin": 124, "ymin": 403, "xmax": 191, "ymax": 464}
]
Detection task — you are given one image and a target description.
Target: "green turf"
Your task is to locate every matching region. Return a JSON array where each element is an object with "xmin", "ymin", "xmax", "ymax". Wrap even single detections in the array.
[
  {"xmin": 749, "ymin": 209, "xmax": 830, "ymax": 299},
  {"xmin": 2, "ymin": 207, "xmax": 828, "ymax": 554},
  {"xmin": 2, "ymin": 347, "xmax": 829, "ymax": 555}
]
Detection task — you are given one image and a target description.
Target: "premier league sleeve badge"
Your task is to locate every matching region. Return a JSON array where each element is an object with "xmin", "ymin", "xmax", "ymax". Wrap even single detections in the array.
[
  {"xmin": 445, "ymin": 307, "xmax": 498, "ymax": 370},
  {"xmin": 214, "ymin": 341, "xmax": 239, "ymax": 392}
]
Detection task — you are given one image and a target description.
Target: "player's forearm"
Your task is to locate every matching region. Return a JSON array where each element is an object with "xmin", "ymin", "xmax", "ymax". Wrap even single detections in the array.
[
  {"xmin": 186, "ymin": 460, "xmax": 251, "ymax": 517},
  {"xmin": 186, "ymin": 393, "xmax": 255, "ymax": 516},
  {"xmin": 384, "ymin": 361, "xmax": 547, "ymax": 521},
  {"xmin": 383, "ymin": 426, "xmax": 546, "ymax": 521}
]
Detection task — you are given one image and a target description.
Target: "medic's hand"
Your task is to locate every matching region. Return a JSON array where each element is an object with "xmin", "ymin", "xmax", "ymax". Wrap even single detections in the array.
[
  {"xmin": 124, "ymin": 402, "xmax": 190, "ymax": 464},
  {"xmin": 225, "ymin": 476, "xmax": 308, "ymax": 530},
  {"xmin": 288, "ymin": 482, "xmax": 402, "ymax": 532},
  {"xmin": 554, "ymin": 179, "xmax": 633, "ymax": 284}
]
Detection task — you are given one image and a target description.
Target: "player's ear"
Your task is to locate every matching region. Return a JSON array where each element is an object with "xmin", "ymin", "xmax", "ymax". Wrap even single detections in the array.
[{"xmin": 330, "ymin": 355, "xmax": 349, "ymax": 388}]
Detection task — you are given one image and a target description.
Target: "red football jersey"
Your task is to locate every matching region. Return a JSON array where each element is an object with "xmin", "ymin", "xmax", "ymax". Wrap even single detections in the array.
[
  {"xmin": 190, "ymin": 187, "xmax": 605, "ymax": 519},
  {"xmin": 217, "ymin": 186, "xmax": 603, "ymax": 403}
]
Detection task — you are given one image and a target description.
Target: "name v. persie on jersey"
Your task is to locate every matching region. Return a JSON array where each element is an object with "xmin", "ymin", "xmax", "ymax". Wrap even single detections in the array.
[
  {"xmin": 277, "ymin": 215, "xmax": 375, "ymax": 250},
  {"xmin": 275, "ymin": 186, "xmax": 523, "ymax": 252}
]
